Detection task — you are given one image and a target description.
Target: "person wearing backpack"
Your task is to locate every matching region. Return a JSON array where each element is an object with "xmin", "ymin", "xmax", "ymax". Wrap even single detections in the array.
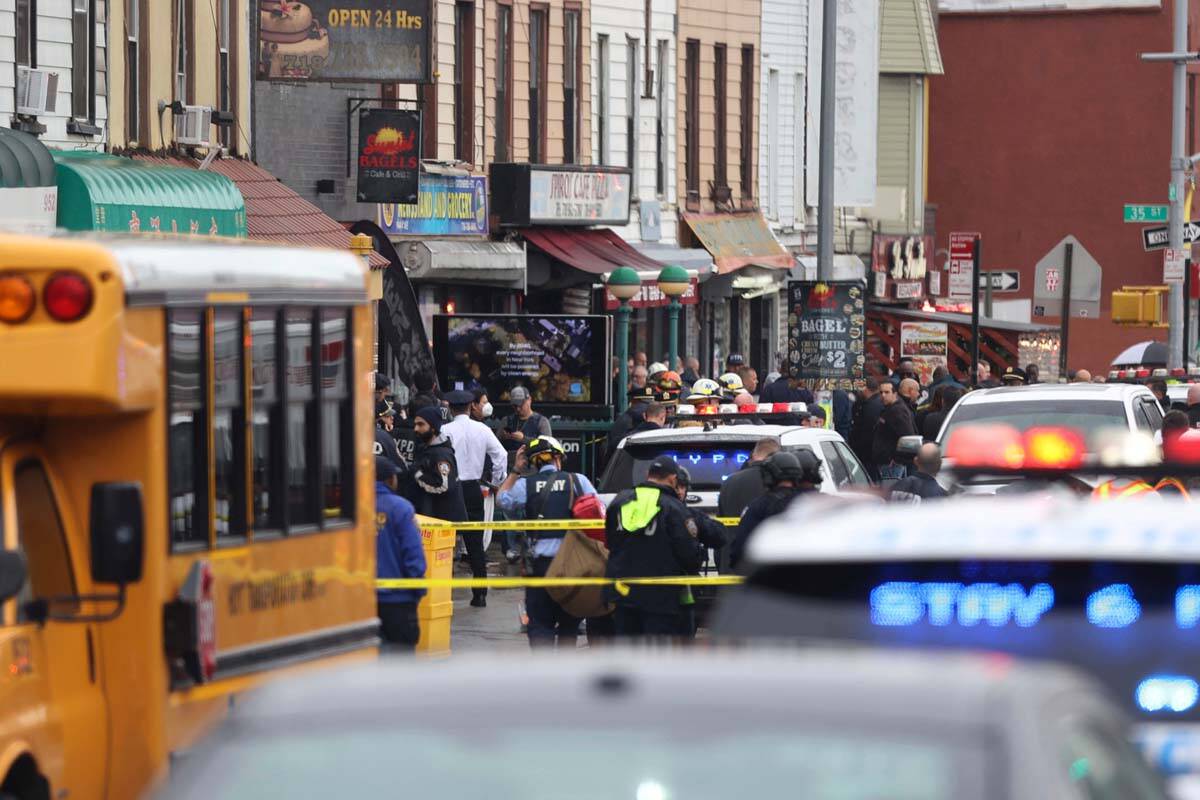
[{"xmin": 497, "ymin": 435, "xmax": 600, "ymax": 649}]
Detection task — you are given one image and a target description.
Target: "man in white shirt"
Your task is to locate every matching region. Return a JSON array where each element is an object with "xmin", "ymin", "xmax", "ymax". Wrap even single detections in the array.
[{"xmin": 442, "ymin": 390, "xmax": 508, "ymax": 607}]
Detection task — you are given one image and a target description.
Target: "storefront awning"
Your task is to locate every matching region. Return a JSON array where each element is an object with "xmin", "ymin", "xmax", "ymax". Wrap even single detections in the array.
[
  {"xmin": 681, "ymin": 212, "xmax": 792, "ymax": 273},
  {"xmin": 521, "ymin": 227, "xmax": 667, "ymax": 274},
  {"xmin": 392, "ymin": 239, "xmax": 525, "ymax": 287},
  {"xmin": 633, "ymin": 242, "xmax": 716, "ymax": 279},
  {"xmin": 54, "ymin": 152, "xmax": 246, "ymax": 236},
  {"xmin": 0, "ymin": 127, "xmax": 58, "ymax": 233}
]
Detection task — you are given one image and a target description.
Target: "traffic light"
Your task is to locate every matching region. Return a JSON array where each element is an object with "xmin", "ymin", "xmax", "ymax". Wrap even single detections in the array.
[{"xmin": 1111, "ymin": 286, "xmax": 1168, "ymax": 326}]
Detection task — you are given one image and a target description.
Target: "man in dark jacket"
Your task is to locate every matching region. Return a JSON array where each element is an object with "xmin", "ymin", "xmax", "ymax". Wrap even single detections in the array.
[
  {"xmin": 849, "ymin": 377, "xmax": 884, "ymax": 479},
  {"xmin": 921, "ymin": 387, "xmax": 963, "ymax": 442},
  {"xmin": 375, "ymin": 400, "xmax": 406, "ymax": 470},
  {"xmin": 605, "ymin": 456, "xmax": 705, "ymax": 639},
  {"xmin": 606, "ymin": 387, "xmax": 657, "ymax": 460},
  {"xmin": 375, "ymin": 456, "xmax": 427, "ymax": 652},
  {"xmin": 872, "ymin": 381, "xmax": 917, "ymax": 479},
  {"xmin": 717, "ymin": 438, "xmax": 780, "ymax": 519},
  {"xmin": 759, "ymin": 375, "xmax": 815, "ymax": 405},
  {"xmin": 887, "ymin": 443, "xmax": 949, "ymax": 503},
  {"xmin": 729, "ymin": 450, "xmax": 821, "ymax": 570},
  {"xmin": 398, "ymin": 406, "xmax": 468, "ymax": 525},
  {"xmin": 630, "ymin": 402, "xmax": 668, "ymax": 434}
]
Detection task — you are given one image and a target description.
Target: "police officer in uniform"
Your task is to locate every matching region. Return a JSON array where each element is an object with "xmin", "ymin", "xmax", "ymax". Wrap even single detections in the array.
[
  {"xmin": 398, "ymin": 405, "xmax": 468, "ymax": 526},
  {"xmin": 497, "ymin": 435, "xmax": 600, "ymax": 648},
  {"xmin": 375, "ymin": 399, "xmax": 405, "ymax": 471},
  {"xmin": 375, "ymin": 455, "xmax": 426, "ymax": 652},
  {"xmin": 604, "ymin": 455, "xmax": 705, "ymax": 639},
  {"xmin": 674, "ymin": 465, "xmax": 727, "ymax": 638},
  {"xmin": 729, "ymin": 450, "xmax": 821, "ymax": 570}
]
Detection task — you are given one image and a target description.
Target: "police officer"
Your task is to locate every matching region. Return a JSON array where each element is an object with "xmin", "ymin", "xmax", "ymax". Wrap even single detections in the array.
[
  {"xmin": 674, "ymin": 465, "xmax": 727, "ymax": 638},
  {"xmin": 375, "ymin": 399, "xmax": 405, "ymax": 471},
  {"xmin": 729, "ymin": 450, "xmax": 821, "ymax": 570},
  {"xmin": 604, "ymin": 455, "xmax": 705, "ymax": 639},
  {"xmin": 375, "ymin": 455, "xmax": 427, "ymax": 652},
  {"xmin": 398, "ymin": 405, "xmax": 468, "ymax": 526},
  {"xmin": 497, "ymin": 435, "xmax": 600, "ymax": 648},
  {"xmin": 606, "ymin": 385, "xmax": 657, "ymax": 460}
]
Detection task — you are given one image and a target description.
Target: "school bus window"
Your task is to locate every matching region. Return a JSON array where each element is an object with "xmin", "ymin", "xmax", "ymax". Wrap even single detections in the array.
[
  {"xmin": 320, "ymin": 308, "xmax": 352, "ymax": 522},
  {"xmin": 14, "ymin": 460, "xmax": 78, "ymax": 621},
  {"xmin": 213, "ymin": 308, "xmax": 247, "ymax": 540},
  {"xmin": 168, "ymin": 309, "xmax": 208, "ymax": 548},
  {"xmin": 285, "ymin": 308, "xmax": 317, "ymax": 528},
  {"xmin": 250, "ymin": 308, "xmax": 282, "ymax": 532}
]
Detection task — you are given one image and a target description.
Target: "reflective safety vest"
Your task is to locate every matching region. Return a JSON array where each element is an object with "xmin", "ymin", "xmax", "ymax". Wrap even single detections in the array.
[
  {"xmin": 1092, "ymin": 479, "xmax": 1156, "ymax": 500},
  {"xmin": 819, "ymin": 399, "xmax": 834, "ymax": 430},
  {"xmin": 1154, "ymin": 476, "xmax": 1191, "ymax": 500}
]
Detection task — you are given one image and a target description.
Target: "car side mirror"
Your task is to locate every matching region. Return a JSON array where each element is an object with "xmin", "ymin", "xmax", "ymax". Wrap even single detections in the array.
[
  {"xmin": 0, "ymin": 551, "xmax": 27, "ymax": 603},
  {"xmin": 896, "ymin": 435, "xmax": 924, "ymax": 457},
  {"xmin": 90, "ymin": 482, "xmax": 144, "ymax": 585}
]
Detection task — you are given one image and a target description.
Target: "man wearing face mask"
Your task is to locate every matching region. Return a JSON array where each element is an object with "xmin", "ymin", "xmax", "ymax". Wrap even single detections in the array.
[{"xmin": 442, "ymin": 390, "xmax": 507, "ymax": 607}]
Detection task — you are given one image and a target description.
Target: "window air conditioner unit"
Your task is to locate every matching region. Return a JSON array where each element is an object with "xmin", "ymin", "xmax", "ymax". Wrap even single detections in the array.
[
  {"xmin": 16, "ymin": 67, "xmax": 59, "ymax": 116},
  {"xmin": 174, "ymin": 105, "xmax": 213, "ymax": 147}
]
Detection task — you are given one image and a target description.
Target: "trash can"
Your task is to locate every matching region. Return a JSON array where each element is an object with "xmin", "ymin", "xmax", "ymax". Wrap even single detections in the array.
[{"xmin": 416, "ymin": 515, "xmax": 455, "ymax": 654}]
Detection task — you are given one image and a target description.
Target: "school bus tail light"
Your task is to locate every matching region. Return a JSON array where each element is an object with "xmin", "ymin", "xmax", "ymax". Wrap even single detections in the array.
[
  {"xmin": 164, "ymin": 561, "xmax": 217, "ymax": 688},
  {"xmin": 0, "ymin": 273, "xmax": 35, "ymax": 323},
  {"xmin": 43, "ymin": 271, "xmax": 93, "ymax": 322}
]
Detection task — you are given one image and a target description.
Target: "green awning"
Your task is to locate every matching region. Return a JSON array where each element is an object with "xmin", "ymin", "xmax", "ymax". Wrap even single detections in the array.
[
  {"xmin": 0, "ymin": 127, "xmax": 56, "ymax": 188},
  {"xmin": 54, "ymin": 152, "xmax": 246, "ymax": 237}
]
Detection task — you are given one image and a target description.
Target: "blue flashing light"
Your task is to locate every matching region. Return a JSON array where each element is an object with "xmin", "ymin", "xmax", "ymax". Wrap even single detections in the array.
[
  {"xmin": 1177, "ymin": 586, "xmax": 1200, "ymax": 629},
  {"xmin": 869, "ymin": 582, "xmax": 1054, "ymax": 628},
  {"xmin": 1136, "ymin": 676, "xmax": 1200, "ymax": 714},
  {"xmin": 1086, "ymin": 584, "xmax": 1141, "ymax": 629}
]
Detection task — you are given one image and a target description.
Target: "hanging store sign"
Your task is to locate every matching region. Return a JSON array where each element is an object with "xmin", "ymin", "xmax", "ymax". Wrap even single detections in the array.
[
  {"xmin": 257, "ymin": 0, "xmax": 432, "ymax": 82},
  {"xmin": 377, "ymin": 174, "xmax": 488, "ymax": 236},
  {"xmin": 603, "ymin": 278, "xmax": 700, "ymax": 310},
  {"xmin": 356, "ymin": 108, "xmax": 421, "ymax": 204},
  {"xmin": 786, "ymin": 280, "xmax": 867, "ymax": 389},
  {"xmin": 490, "ymin": 164, "xmax": 632, "ymax": 227}
]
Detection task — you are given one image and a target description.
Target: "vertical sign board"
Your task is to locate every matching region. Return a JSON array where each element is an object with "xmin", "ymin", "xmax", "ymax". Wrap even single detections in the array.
[
  {"xmin": 899, "ymin": 321, "xmax": 949, "ymax": 385},
  {"xmin": 787, "ymin": 280, "xmax": 867, "ymax": 390},
  {"xmin": 356, "ymin": 108, "xmax": 421, "ymax": 203},
  {"xmin": 1164, "ymin": 248, "xmax": 1187, "ymax": 283},
  {"xmin": 948, "ymin": 232, "xmax": 979, "ymax": 299}
]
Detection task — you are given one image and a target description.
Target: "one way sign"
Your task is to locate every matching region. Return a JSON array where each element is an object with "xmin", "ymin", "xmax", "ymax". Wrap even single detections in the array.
[
  {"xmin": 1143, "ymin": 223, "xmax": 1200, "ymax": 251},
  {"xmin": 978, "ymin": 270, "xmax": 1020, "ymax": 292}
]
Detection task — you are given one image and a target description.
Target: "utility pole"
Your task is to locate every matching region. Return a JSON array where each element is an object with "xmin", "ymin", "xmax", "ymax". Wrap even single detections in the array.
[
  {"xmin": 816, "ymin": 0, "xmax": 836, "ymax": 280},
  {"xmin": 1142, "ymin": 2, "xmax": 1199, "ymax": 370}
]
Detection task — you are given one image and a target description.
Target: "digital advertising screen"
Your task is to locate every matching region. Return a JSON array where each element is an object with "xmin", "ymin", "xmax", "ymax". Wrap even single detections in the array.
[{"xmin": 433, "ymin": 314, "xmax": 610, "ymax": 410}]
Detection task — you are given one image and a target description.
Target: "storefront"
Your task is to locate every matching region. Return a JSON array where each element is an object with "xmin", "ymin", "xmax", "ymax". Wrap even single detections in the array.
[
  {"xmin": 681, "ymin": 211, "xmax": 793, "ymax": 375},
  {"xmin": 55, "ymin": 152, "xmax": 246, "ymax": 235},
  {"xmin": 0, "ymin": 128, "xmax": 57, "ymax": 234},
  {"xmin": 378, "ymin": 169, "xmax": 525, "ymax": 336}
]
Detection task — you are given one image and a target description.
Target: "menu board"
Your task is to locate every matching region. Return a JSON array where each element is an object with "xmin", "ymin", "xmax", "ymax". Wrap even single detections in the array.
[{"xmin": 787, "ymin": 280, "xmax": 866, "ymax": 389}]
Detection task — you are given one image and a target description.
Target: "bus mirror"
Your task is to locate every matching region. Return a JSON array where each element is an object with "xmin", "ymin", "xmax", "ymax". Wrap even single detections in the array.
[
  {"xmin": 0, "ymin": 551, "xmax": 27, "ymax": 602},
  {"xmin": 90, "ymin": 482, "xmax": 144, "ymax": 585}
]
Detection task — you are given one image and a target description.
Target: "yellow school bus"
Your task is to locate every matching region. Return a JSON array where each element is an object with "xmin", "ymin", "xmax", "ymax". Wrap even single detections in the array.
[{"xmin": 0, "ymin": 232, "xmax": 379, "ymax": 799}]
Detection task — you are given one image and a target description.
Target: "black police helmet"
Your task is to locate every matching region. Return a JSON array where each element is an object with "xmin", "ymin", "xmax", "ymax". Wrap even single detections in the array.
[{"xmin": 762, "ymin": 450, "xmax": 823, "ymax": 488}]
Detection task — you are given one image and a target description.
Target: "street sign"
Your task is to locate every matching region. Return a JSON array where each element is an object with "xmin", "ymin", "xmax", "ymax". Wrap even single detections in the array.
[
  {"xmin": 1033, "ymin": 235, "xmax": 1102, "ymax": 319},
  {"xmin": 948, "ymin": 232, "xmax": 979, "ymax": 298},
  {"xmin": 1124, "ymin": 204, "xmax": 1169, "ymax": 223},
  {"xmin": 977, "ymin": 270, "xmax": 1020, "ymax": 292},
  {"xmin": 1165, "ymin": 248, "xmax": 1187, "ymax": 283},
  {"xmin": 1142, "ymin": 222, "xmax": 1200, "ymax": 251}
]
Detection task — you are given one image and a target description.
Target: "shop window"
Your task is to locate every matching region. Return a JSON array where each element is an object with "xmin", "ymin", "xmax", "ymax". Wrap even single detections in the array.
[
  {"xmin": 250, "ymin": 308, "xmax": 282, "ymax": 532},
  {"xmin": 16, "ymin": 0, "xmax": 35, "ymax": 68},
  {"xmin": 529, "ymin": 7, "xmax": 548, "ymax": 162},
  {"xmin": 168, "ymin": 309, "xmax": 208, "ymax": 549},
  {"xmin": 126, "ymin": 0, "xmax": 140, "ymax": 141},
  {"xmin": 14, "ymin": 461, "xmax": 78, "ymax": 621},
  {"xmin": 213, "ymin": 308, "xmax": 247, "ymax": 540},
  {"xmin": 563, "ymin": 7, "xmax": 581, "ymax": 163},
  {"xmin": 596, "ymin": 34, "xmax": 609, "ymax": 164},
  {"xmin": 454, "ymin": 1, "xmax": 475, "ymax": 162},
  {"xmin": 284, "ymin": 309, "xmax": 317, "ymax": 528},
  {"xmin": 626, "ymin": 37, "xmax": 638, "ymax": 175},
  {"xmin": 740, "ymin": 45, "xmax": 755, "ymax": 202},
  {"xmin": 495, "ymin": 3, "xmax": 513, "ymax": 161},
  {"xmin": 684, "ymin": 39, "xmax": 700, "ymax": 203},
  {"xmin": 714, "ymin": 44, "xmax": 727, "ymax": 190},
  {"xmin": 319, "ymin": 309, "xmax": 353, "ymax": 523}
]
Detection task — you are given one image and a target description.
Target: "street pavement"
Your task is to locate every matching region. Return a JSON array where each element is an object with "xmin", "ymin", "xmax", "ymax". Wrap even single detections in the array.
[{"xmin": 449, "ymin": 549, "xmax": 528, "ymax": 653}]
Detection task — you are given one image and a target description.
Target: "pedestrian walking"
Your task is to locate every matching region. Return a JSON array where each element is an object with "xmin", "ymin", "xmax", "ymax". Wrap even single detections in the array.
[
  {"xmin": 442, "ymin": 390, "xmax": 507, "ymax": 608},
  {"xmin": 496, "ymin": 436, "xmax": 600, "ymax": 648},
  {"xmin": 375, "ymin": 456, "xmax": 427, "ymax": 652},
  {"xmin": 887, "ymin": 443, "xmax": 949, "ymax": 503},
  {"xmin": 604, "ymin": 456, "xmax": 704, "ymax": 641},
  {"xmin": 729, "ymin": 450, "xmax": 821, "ymax": 570}
]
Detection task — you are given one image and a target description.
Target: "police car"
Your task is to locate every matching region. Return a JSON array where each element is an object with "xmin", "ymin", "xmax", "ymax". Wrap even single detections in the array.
[{"xmin": 713, "ymin": 494, "xmax": 1200, "ymax": 797}]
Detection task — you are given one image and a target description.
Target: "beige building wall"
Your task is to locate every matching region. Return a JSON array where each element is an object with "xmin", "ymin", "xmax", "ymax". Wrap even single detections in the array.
[
  {"xmin": 676, "ymin": 0, "xmax": 761, "ymax": 215},
  {"xmin": 108, "ymin": 0, "xmax": 252, "ymax": 153},
  {"xmin": 482, "ymin": 0, "xmax": 592, "ymax": 166}
]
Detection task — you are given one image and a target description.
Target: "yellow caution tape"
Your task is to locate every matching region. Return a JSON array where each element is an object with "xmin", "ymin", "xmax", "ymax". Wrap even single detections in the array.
[
  {"xmin": 376, "ymin": 575, "xmax": 744, "ymax": 596},
  {"xmin": 419, "ymin": 517, "xmax": 743, "ymax": 532}
]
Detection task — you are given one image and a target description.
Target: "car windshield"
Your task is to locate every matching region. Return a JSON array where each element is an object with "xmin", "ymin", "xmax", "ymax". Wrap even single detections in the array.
[
  {"xmin": 939, "ymin": 399, "xmax": 1129, "ymax": 449},
  {"xmin": 600, "ymin": 442, "xmax": 759, "ymax": 491},
  {"xmin": 177, "ymin": 726, "xmax": 991, "ymax": 800}
]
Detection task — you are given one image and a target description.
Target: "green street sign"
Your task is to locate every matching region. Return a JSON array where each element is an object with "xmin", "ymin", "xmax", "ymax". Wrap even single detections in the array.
[{"xmin": 1124, "ymin": 204, "xmax": 1169, "ymax": 223}]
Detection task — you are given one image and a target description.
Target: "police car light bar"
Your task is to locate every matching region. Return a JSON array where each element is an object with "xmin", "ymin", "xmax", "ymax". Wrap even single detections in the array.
[{"xmin": 674, "ymin": 402, "xmax": 808, "ymax": 417}]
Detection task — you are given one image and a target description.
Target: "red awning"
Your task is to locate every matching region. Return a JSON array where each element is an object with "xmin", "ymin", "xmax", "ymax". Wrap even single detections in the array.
[{"xmin": 520, "ymin": 227, "xmax": 667, "ymax": 274}]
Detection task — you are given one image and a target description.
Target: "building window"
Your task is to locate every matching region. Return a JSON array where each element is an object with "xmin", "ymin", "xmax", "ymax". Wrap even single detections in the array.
[
  {"xmin": 213, "ymin": 308, "xmax": 247, "ymax": 540},
  {"xmin": 175, "ymin": 0, "xmax": 193, "ymax": 104},
  {"xmin": 496, "ymin": 3, "xmax": 513, "ymax": 161},
  {"xmin": 714, "ymin": 44, "xmax": 727, "ymax": 190},
  {"xmin": 596, "ymin": 34, "xmax": 609, "ymax": 164},
  {"xmin": 168, "ymin": 309, "xmax": 208, "ymax": 548},
  {"xmin": 767, "ymin": 69, "xmax": 779, "ymax": 217},
  {"xmin": 284, "ymin": 309, "xmax": 317, "ymax": 528},
  {"xmin": 626, "ymin": 37, "xmax": 638, "ymax": 175},
  {"xmin": 71, "ymin": 0, "xmax": 95, "ymax": 120},
  {"xmin": 684, "ymin": 39, "xmax": 700, "ymax": 201},
  {"xmin": 563, "ymin": 7, "xmax": 581, "ymax": 163},
  {"xmin": 319, "ymin": 309, "xmax": 353, "ymax": 523},
  {"xmin": 250, "ymin": 308, "xmax": 282, "ymax": 532},
  {"xmin": 16, "ymin": 0, "xmax": 36, "ymax": 68},
  {"xmin": 454, "ymin": 1, "xmax": 475, "ymax": 163},
  {"xmin": 126, "ymin": 0, "xmax": 140, "ymax": 141},
  {"xmin": 656, "ymin": 39, "xmax": 668, "ymax": 196},
  {"xmin": 529, "ymin": 6, "xmax": 548, "ymax": 163},
  {"xmin": 217, "ymin": 0, "xmax": 232, "ymax": 147},
  {"xmin": 741, "ymin": 45, "xmax": 755, "ymax": 202}
]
